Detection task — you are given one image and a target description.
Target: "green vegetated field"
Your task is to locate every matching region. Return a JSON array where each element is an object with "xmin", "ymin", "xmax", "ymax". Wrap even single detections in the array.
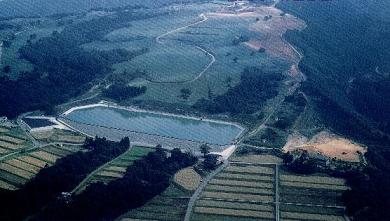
[
  {"xmin": 117, "ymin": 3, "xmax": 288, "ymax": 105},
  {"xmin": 117, "ymin": 184, "xmax": 192, "ymax": 221},
  {"xmin": 0, "ymin": 144, "xmax": 81, "ymax": 190},
  {"xmin": 189, "ymin": 153, "xmax": 349, "ymax": 221},
  {"xmin": 0, "ymin": 126, "xmax": 31, "ymax": 157},
  {"xmin": 74, "ymin": 145, "xmax": 155, "ymax": 194},
  {"xmin": 191, "ymin": 162, "xmax": 276, "ymax": 221},
  {"xmin": 0, "ymin": 17, "xmax": 65, "ymax": 79},
  {"xmin": 279, "ymin": 168, "xmax": 348, "ymax": 221},
  {"xmin": 115, "ymin": 163, "xmax": 200, "ymax": 221},
  {"xmin": 32, "ymin": 128, "xmax": 86, "ymax": 144},
  {"xmin": 0, "ymin": 1, "xmax": 291, "ymax": 124}
]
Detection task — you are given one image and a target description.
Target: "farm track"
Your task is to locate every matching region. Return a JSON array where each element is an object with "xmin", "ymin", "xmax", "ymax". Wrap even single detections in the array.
[
  {"xmin": 184, "ymin": 160, "xmax": 229, "ymax": 221},
  {"xmin": 0, "ymin": 142, "xmax": 82, "ymax": 162},
  {"xmin": 151, "ymin": 14, "xmax": 215, "ymax": 84},
  {"xmin": 188, "ymin": 160, "xmax": 348, "ymax": 221},
  {"xmin": 247, "ymin": 0, "xmax": 307, "ymax": 138},
  {"xmin": 0, "ymin": 113, "xmax": 81, "ymax": 162},
  {"xmin": 70, "ymin": 146, "xmax": 132, "ymax": 194}
]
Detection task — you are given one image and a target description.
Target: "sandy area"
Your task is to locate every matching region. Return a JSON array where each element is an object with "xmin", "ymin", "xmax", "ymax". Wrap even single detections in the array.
[
  {"xmin": 208, "ymin": 2, "xmax": 306, "ymax": 86},
  {"xmin": 210, "ymin": 145, "xmax": 237, "ymax": 160},
  {"xmin": 210, "ymin": 5, "xmax": 305, "ymax": 63},
  {"xmin": 283, "ymin": 131, "xmax": 366, "ymax": 162}
]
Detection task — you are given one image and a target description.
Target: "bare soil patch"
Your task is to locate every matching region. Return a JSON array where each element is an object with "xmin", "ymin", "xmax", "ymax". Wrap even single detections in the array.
[{"xmin": 283, "ymin": 131, "xmax": 366, "ymax": 162}]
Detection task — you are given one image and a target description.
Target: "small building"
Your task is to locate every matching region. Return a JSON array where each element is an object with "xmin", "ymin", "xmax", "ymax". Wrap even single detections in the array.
[
  {"xmin": 204, "ymin": 153, "xmax": 224, "ymax": 168},
  {"xmin": 0, "ymin": 116, "xmax": 7, "ymax": 123}
]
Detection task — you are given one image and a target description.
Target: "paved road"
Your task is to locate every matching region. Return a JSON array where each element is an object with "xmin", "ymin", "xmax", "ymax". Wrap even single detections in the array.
[
  {"xmin": 183, "ymin": 161, "xmax": 229, "ymax": 221},
  {"xmin": 153, "ymin": 14, "xmax": 215, "ymax": 84},
  {"xmin": 17, "ymin": 113, "xmax": 40, "ymax": 147},
  {"xmin": 275, "ymin": 164, "xmax": 280, "ymax": 221},
  {"xmin": 156, "ymin": 14, "xmax": 208, "ymax": 44}
]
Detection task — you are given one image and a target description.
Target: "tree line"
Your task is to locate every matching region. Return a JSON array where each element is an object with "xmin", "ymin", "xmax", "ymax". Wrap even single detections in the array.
[
  {"xmin": 193, "ymin": 67, "xmax": 282, "ymax": 116},
  {"xmin": 0, "ymin": 7, "xmax": 153, "ymax": 118},
  {"xmin": 32, "ymin": 147, "xmax": 197, "ymax": 221},
  {"xmin": 0, "ymin": 137, "xmax": 130, "ymax": 221}
]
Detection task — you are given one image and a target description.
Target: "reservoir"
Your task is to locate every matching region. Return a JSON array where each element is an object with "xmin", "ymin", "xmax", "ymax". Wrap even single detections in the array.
[{"xmin": 61, "ymin": 105, "xmax": 243, "ymax": 146}]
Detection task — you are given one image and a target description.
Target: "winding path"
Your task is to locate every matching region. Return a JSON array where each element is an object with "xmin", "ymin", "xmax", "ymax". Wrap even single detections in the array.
[
  {"xmin": 155, "ymin": 14, "xmax": 208, "ymax": 44},
  {"xmin": 151, "ymin": 14, "xmax": 215, "ymax": 84}
]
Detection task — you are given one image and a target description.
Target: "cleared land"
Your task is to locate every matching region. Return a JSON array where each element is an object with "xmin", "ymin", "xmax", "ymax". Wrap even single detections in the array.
[{"xmin": 283, "ymin": 131, "xmax": 366, "ymax": 162}]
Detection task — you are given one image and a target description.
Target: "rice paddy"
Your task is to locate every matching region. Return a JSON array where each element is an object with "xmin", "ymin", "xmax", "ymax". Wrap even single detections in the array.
[
  {"xmin": 209, "ymin": 178, "xmax": 274, "ymax": 188},
  {"xmin": 191, "ymin": 162, "xmax": 277, "ymax": 221},
  {"xmin": 174, "ymin": 167, "xmax": 201, "ymax": 191},
  {"xmin": 190, "ymin": 153, "xmax": 349, "ymax": 221},
  {"xmin": 279, "ymin": 169, "xmax": 348, "ymax": 220},
  {"xmin": 117, "ymin": 184, "xmax": 192, "ymax": 221},
  {"xmin": 224, "ymin": 165, "xmax": 274, "ymax": 175},
  {"xmin": 74, "ymin": 146, "xmax": 154, "ymax": 194},
  {"xmin": 0, "ymin": 126, "xmax": 31, "ymax": 157},
  {"xmin": 32, "ymin": 128, "xmax": 86, "ymax": 144},
  {"xmin": 0, "ymin": 144, "xmax": 81, "ymax": 190}
]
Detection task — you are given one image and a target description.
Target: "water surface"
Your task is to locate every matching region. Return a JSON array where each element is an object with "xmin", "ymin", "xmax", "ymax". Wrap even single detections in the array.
[{"xmin": 64, "ymin": 106, "xmax": 242, "ymax": 145}]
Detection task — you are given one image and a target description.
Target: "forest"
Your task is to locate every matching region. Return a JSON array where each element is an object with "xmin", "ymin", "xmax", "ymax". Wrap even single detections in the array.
[
  {"xmin": 342, "ymin": 148, "xmax": 390, "ymax": 221},
  {"xmin": 103, "ymin": 83, "xmax": 147, "ymax": 102},
  {"xmin": 32, "ymin": 147, "xmax": 196, "ymax": 221},
  {"xmin": 193, "ymin": 67, "xmax": 282, "ymax": 116},
  {"xmin": 0, "ymin": 8, "xmax": 153, "ymax": 118},
  {"xmin": 277, "ymin": 1, "xmax": 390, "ymax": 220},
  {"xmin": 0, "ymin": 137, "xmax": 130, "ymax": 221}
]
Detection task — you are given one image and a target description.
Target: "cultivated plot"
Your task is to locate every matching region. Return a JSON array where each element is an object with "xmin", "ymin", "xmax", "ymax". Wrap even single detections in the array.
[
  {"xmin": 191, "ymin": 162, "xmax": 277, "ymax": 221},
  {"xmin": 117, "ymin": 175, "xmax": 194, "ymax": 221},
  {"xmin": 73, "ymin": 146, "xmax": 155, "ymax": 194},
  {"xmin": 279, "ymin": 169, "xmax": 348, "ymax": 221},
  {"xmin": 0, "ymin": 144, "xmax": 81, "ymax": 190},
  {"xmin": 0, "ymin": 126, "xmax": 31, "ymax": 157}
]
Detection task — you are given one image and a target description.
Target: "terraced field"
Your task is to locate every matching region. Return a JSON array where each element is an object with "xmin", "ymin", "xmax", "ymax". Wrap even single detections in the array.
[
  {"xmin": 174, "ymin": 167, "xmax": 202, "ymax": 191},
  {"xmin": 0, "ymin": 144, "xmax": 81, "ymax": 190},
  {"xmin": 117, "ymin": 182, "xmax": 192, "ymax": 221},
  {"xmin": 31, "ymin": 128, "xmax": 86, "ymax": 144},
  {"xmin": 191, "ymin": 163, "xmax": 277, "ymax": 221},
  {"xmin": 279, "ymin": 171, "xmax": 348, "ymax": 221},
  {"xmin": 189, "ymin": 152, "xmax": 348, "ymax": 221},
  {"xmin": 73, "ymin": 146, "xmax": 155, "ymax": 194},
  {"xmin": 0, "ymin": 126, "xmax": 31, "ymax": 157}
]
